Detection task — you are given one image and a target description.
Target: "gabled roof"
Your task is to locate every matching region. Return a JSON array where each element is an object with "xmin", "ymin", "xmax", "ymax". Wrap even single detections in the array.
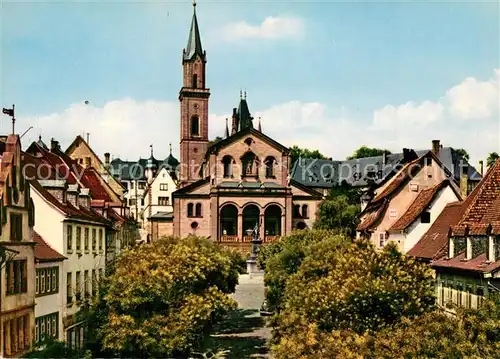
[
  {"xmin": 80, "ymin": 168, "xmax": 113, "ymax": 202},
  {"xmin": 173, "ymin": 177, "xmax": 210, "ymax": 195},
  {"xmin": 389, "ymin": 179, "xmax": 460, "ymax": 232},
  {"xmin": 33, "ymin": 231, "xmax": 66, "ymax": 262},
  {"xmin": 450, "ymin": 159, "xmax": 500, "ymax": 236},
  {"xmin": 432, "ymin": 252, "xmax": 500, "ymax": 274},
  {"xmin": 357, "ymin": 199, "xmax": 389, "ymax": 232},
  {"xmin": 205, "ymin": 127, "xmax": 289, "ymax": 158},
  {"xmin": 408, "ymin": 201, "xmax": 464, "ymax": 261}
]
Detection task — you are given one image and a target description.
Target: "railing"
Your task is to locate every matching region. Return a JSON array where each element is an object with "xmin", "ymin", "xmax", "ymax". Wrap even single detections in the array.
[{"xmin": 219, "ymin": 235, "xmax": 280, "ymax": 243}]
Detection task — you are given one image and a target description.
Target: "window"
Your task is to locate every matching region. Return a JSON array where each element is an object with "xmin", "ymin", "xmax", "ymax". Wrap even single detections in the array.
[
  {"xmin": 130, "ymin": 181, "xmax": 135, "ymax": 189},
  {"xmin": 191, "ymin": 221, "xmax": 199, "ymax": 229},
  {"xmin": 457, "ymin": 283, "xmax": 464, "ymax": 307},
  {"xmin": 36, "ymin": 270, "xmax": 40, "ymax": 295},
  {"xmin": 244, "ymin": 137, "xmax": 253, "ymax": 146},
  {"xmin": 92, "ymin": 228, "xmax": 97, "ymax": 252},
  {"xmin": 66, "ymin": 272, "xmax": 72, "ymax": 305},
  {"xmin": 67, "ymin": 225, "xmax": 73, "ymax": 252},
  {"xmin": 425, "ymin": 157, "xmax": 432, "ymax": 166},
  {"xmin": 265, "ymin": 156, "xmax": 276, "ymax": 178},
  {"xmin": 76, "ymin": 226, "xmax": 82, "ymax": 252},
  {"xmin": 241, "ymin": 152, "xmax": 258, "ymax": 176},
  {"xmin": 293, "ymin": 205, "xmax": 301, "ymax": 218},
  {"xmin": 84, "ymin": 227, "xmax": 89, "ymax": 252},
  {"xmin": 195, "ymin": 203, "xmax": 202, "ymax": 217},
  {"xmin": 5, "ymin": 260, "xmax": 27, "ymax": 295},
  {"xmin": 129, "ymin": 198, "xmax": 136, "ymax": 206},
  {"xmin": 92, "ymin": 269, "xmax": 97, "ymax": 294},
  {"xmin": 66, "ymin": 325, "xmax": 84, "ymax": 351},
  {"xmin": 440, "ymin": 281, "xmax": 446, "ymax": 306},
  {"xmin": 99, "ymin": 229, "xmax": 103, "ymax": 251},
  {"xmin": 421, "ymin": 211, "xmax": 431, "ymax": 224},
  {"xmin": 3, "ymin": 314, "xmax": 30, "ymax": 356},
  {"xmin": 10, "ymin": 213, "xmax": 23, "ymax": 241},
  {"xmin": 466, "ymin": 285, "xmax": 473, "ymax": 309},
  {"xmin": 35, "ymin": 312, "xmax": 58, "ymax": 343},
  {"xmin": 222, "ymin": 156, "xmax": 233, "ymax": 178},
  {"xmin": 187, "ymin": 203, "xmax": 194, "ymax": 217},
  {"xmin": 191, "ymin": 116, "xmax": 200, "ymax": 136},
  {"xmin": 379, "ymin": 232, "xmax": 387, "ymax": 247},
  {"xmin": 75, "ymin": 271, "xmax": 81, "ymax": 302},
  {"xmin": 302, "ymin": 205, "xmax": 308, "ymax": 218},
  {"xmin": 192, "ymin": 74, "xmax": 198, "ymax": 88},
  {"xmin": 160, "ymin": 183, "xmax": 168, "ymax": 191},
  {"xmin": 389, "ymin": 209, "xmax": 397, "ymax": 219},
  {"xmin": 141, "ymin": 198, "xmax": 145, "ymax": 206},
  {"xmin": 138, "ymin": 181, "xmax": 146, "ymax": 190},
  {"xmin": 158, "ymin": 197, "xmax": 169, "ymax": 206},
  {"xmin": 84, "ymin": 270, "xmax": 89, "ymax": 299}
]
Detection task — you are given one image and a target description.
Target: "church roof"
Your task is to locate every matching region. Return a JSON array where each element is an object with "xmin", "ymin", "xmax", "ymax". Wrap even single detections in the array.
[
  {"xmin": 237, "ymin": 98, "xmax": 253, "ymax": 131},
  {"xmin": 183, "ymin": 3, "xmax": 204, "ymax": 61}
]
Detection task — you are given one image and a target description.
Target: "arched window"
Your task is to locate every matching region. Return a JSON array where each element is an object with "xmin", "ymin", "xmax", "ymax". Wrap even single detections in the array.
[
  {"xmin": 302, "ymin": 204, "xmax": 309, "ymax": 218},
  {"xmin": 187, "ymin": 203, "xmax": 194, "ymax": 217},
  {"xmin": 195, "ymin": 203, "xmax": 202, "ymax": 217},
  {"xmin": 192, "ymin": 74, "xmax": 198, "ymax": 89},
  {"xmin": 293, "ymin": 205, "xmax": 301, "ymax": 218},
  {"xmin": 191, "ymin": 116, "xmax": 200, "ymax": 137},
  {"xmin": 241, "ymin": 152, "xmax": 258, "ymax": 177},
  {"xmin": 265, "ymin": 156, "xmax": 276, "ymax": 178},
  {"xmin": 222, "ymin": 156, "xmax": 233, "ymax": 178}
]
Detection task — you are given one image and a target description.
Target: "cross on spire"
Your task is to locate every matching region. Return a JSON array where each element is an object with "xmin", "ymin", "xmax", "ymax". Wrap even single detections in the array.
[
  {"xmin": 150, "ymin": 144, "xmax": 154, "ymax": 157},
  {"xmin": 169, "ymin": 142, "xmax": 172, "ymax": 155}
]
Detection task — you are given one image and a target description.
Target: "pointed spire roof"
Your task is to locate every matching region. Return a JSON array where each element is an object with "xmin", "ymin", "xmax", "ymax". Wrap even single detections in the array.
[
  {"xmin": 237, "ymin": 93, "xmax": 253, "ymax": 131},
  {"xmin": 183, "ymin": 1, "xmax": 204, "ymax": 62},
  {"xmin": 224, "ymin": 118, "xmax": 230, "ymax": 138}
]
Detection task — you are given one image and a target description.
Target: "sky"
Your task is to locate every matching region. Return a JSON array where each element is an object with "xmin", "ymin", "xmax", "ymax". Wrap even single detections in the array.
[{"xmin": 0, "ymin": 0, "xmax": 499, "ymax": 166}]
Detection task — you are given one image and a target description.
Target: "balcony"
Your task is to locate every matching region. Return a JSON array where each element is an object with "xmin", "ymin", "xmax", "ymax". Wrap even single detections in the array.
[{"xmin": 220, "ymin": 235, "xmax": 279, "ymax": 243}]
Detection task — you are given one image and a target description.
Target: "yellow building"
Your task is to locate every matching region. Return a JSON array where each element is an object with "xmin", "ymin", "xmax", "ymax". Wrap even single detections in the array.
[{"xmin": 0, "ymin": 135, "xmax": 36, "ymax": 358}]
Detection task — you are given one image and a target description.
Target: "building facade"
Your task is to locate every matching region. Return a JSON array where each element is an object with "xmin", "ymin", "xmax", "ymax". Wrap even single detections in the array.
[
  {"xmin": 172, "ymin": 4, "xmax": 323, "ymax": 245},
  {"xmin": 0, "ymin": 135, "xmax": 36, "ymax": 358},
  {"xmin": 357, "ymin": 151, "xmax": 462, "ymax": 253},
  {"xmin": 33, "ymin": 232, "xmax": 65, "ymax": 344}
]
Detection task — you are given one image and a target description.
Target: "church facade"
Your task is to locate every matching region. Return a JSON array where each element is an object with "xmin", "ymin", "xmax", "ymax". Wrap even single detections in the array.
[{"xmin": 172, "ymin": 3, "xmax": 323, "ymax": 242}]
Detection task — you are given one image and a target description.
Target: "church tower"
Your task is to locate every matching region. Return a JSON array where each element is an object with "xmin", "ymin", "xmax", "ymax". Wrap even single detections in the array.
[{"xmin": 179, "ymin": 1, "xmax": 210, "ymax": 186}]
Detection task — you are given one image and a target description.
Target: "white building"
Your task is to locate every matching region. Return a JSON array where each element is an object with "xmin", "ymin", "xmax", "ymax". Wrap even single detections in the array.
[
  {"xmin": 33, "ymin": 231, "xmax": 66, "ymax": 344},
  {"xmin": 24, "ymin": 147, "xmax": 111, "ymax": 351}
]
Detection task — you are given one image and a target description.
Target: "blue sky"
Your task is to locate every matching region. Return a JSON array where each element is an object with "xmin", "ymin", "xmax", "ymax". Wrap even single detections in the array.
[{"xmin": 0, "ymin": 0, "xmax": 498, "ymax": 164}]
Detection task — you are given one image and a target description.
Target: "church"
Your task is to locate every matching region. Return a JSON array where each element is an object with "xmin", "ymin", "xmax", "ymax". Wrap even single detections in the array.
[{"xmin": 172, "ymin": 3, "xmax": 323, "ymax": 242}]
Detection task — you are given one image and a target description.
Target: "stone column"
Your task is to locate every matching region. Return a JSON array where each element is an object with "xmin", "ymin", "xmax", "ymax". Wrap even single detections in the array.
[
  {"xmin": 260, "ymin": 213, "xmax": 265, "ymax": 240},
  {"xmin": 237, "ymin": 213, "xmax": 243, "ymax": 240}
]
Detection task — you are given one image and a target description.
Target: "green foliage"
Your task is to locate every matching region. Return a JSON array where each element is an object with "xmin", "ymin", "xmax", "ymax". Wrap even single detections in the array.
[
  {"xmin": 208, "ymin": 136, "xmax": 224, "ymax": 147},
  {"xmin": 261, "ymin": 230, "xmax": 349, "ymax": 312},
  {"xmin": 313, "ymin": 195, "xmax": 360, "ymax": 236},
  {"xmin": 289, "ymin": 145, "xmax": 327, "ymax": 169},
  {"xmin": 27, "ymin": 338, "xmax": 81, "ymax": 358},
  {"xmin": 455, "ymin": 148, "xmax": 470, "ymax": 162},
  {"xmin": 487, "ymin": 151, "xmax": 499, "ymax": 167},
  {"xmin": 84, "ymin": 236, "xmax": 240, "ymax": 358},
  {"xmin": 346, "ymin": 146, "xmax": 391, "ymax": 160}
]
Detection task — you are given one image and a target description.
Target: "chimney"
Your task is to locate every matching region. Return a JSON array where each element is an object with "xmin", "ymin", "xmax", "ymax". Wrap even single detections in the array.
[
  {"xmin": 78, "ymin": 188, "xmax": 91, "ymax": 208},
  {"xmin": 382, "ymin": 150, "xmax": 388, "ymax": 165},
  {"xmin": 402, "ymin": 148, "xmax": 411, "ymax": 162},
  {"xmin": 431, "ymin": 140, "xmax": 440, "ymax": 156},
  {"xmin": 479, "ymin": 160, "xmax": 484, "ymax": 176},
  {"xmin": 460, "ymin": 163, "xmax": 469, "ymax": 197},
  {"xmin": 50, "ymin": 138, "xmax": 60, "ymax": 152},
  {"xmin": 67, "ymin": 184, "xmax": 80, "ymax": 207}
]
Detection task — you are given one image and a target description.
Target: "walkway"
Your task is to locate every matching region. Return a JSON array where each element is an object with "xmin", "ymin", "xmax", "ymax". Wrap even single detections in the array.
[{"xmin": 202, "ymin": 272, "xmax": 272, "ymax": 359}]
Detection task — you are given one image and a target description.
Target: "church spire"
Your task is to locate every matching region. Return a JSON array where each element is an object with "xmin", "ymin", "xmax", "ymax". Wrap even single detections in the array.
[
  {"xmin": 224, "ymin": 118, "xmax": 229, "ymax": 138},
  {"xmin": 258, "ymin": 117, "xmax": 262, "ymax": 132},
  {"xmin": 183, "ymin": 0, "xmax": 204, "ymax": 62}
]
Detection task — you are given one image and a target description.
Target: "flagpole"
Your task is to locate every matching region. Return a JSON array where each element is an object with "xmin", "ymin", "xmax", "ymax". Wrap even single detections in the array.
[{"xmin": 12, "ymin": 104, "xmax": 15, "ymax": 135}]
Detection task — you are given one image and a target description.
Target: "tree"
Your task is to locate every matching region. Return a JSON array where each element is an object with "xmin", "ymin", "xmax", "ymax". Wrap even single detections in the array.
[
  {"xmin": 289, "ymin": 145, "xmax": 327, "ymax": 169},
  {"xmin": 85, "ymin": 236, "xmax": 240, "ymax": 358},
  {"xmin": 347, "ymin": 146, "xmax": 390, "ymax": 160},
  {"xmin": 208, "ymin": 136, "xmax": 224, "ymax": 147},
  {"xmin": 313, "ymin": 195, "xmax": 360, "ymax": 237},
  {"xmin": 487, "ymin": 152, "xmax": 499, "ymax": 167},
  {"xmin": 270, "ymin": 238, "xmax": 436, "ymax": 357},
  {"xmin": 455, "ymin": 148, "xmax": 470, "ymax": 162}
]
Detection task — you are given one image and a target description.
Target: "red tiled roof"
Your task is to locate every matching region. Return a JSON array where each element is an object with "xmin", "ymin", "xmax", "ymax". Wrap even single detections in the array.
[
  {"xmin": 432, "ymin": 252, "xmax": 500, "ymax": 274},
  {"xmin": 357, "ymin": 199, "xmax": 388, "ymax": 231},
  {"xmin": 389, "ymin": 180, "xmax": 455, "ymax": 232},
  {"xmin": 450, "ymin": 159, "xmax": 500, "ymax": 236},
  {"xmin": 33, "ymin": 231, "xmax": 66, "ymax": 262},
  {"xmin": 407, "ymin": 201, "xmax": 464, "ymax": 260},
  {"xmin": 80, "ymin": 168, "xmax": 112, "ymax": 202}
]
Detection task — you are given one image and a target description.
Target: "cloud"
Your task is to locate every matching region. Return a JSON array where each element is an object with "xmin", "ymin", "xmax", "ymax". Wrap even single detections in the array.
[
  {"xmin": 372, "ymin": 69, "xmax": 500, "ymax": 130},
  {"xmin": 220, "ymin": 16, "xmax": 304, "ymax": 41},
  {"xmin": 445, "ymin": 69, "xmax": 500, "ymax": 120},
  {"xmin": 16, "ymin": 70, "xmax": 499, "ymax": 171}
]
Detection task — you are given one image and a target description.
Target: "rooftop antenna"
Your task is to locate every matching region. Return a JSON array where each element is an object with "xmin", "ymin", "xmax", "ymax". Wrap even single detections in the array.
[{"xmin": 86, "ymin": 132, "xmax": 90, "ymax": 144}]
